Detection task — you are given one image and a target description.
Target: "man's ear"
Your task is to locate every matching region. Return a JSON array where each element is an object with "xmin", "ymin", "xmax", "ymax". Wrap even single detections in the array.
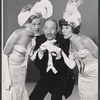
[{"xmin": 56, "ymin": 27, "xmax": 60, "ymax": 33}]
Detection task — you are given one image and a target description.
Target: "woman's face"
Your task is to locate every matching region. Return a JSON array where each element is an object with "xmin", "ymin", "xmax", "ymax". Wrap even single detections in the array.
[
  {"xmin": 29, "ymin": 18, "xmax": 41, "ymax": 34},
  {"xmin": 61, "ymin": 25, "xmax": 73, "ymax": 39}
]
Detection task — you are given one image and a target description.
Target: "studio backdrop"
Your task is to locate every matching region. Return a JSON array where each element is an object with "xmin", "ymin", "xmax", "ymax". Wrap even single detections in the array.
[{"xmin": 3, "ymin": 0, "xmax": 98, "ymax": 83}]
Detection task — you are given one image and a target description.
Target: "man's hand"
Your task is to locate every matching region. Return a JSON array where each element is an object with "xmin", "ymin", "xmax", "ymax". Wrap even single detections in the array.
[
  {"xmin": 39, "ymin": 40, "xmax": 62, "ymax": 59},
  {"xmin": 40, "ymin": 40, "xmax": 57, "ymax": 52},
  {"xmin": 41, "ymin": 40, "xmax": 56, "ymax": 47},
  {"xmin": 39, "ymin": 45, "xmax": 47, "ymax": 52},
  {"xmin": 46, "ymin": 44, "xmax": 61, "ymax": 54}
]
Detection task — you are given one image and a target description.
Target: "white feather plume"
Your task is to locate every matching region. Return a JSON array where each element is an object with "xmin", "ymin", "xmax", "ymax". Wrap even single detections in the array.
[
  {"xmin": 18, "ymin": 0, "xmax": 53, "ymax": 27},
  {"xmin": 30, "ymin": 0, "xmax": 53, "ymax": 19},
  {"xmin": 63, "ymin": 0, "xmax": 84, "ymax": 27}
]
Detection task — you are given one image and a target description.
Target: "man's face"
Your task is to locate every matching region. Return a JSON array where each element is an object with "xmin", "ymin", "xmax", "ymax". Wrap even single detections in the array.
[{"xmin": 42, "ymin": 20, "xmax": 57, "ymax": 40}]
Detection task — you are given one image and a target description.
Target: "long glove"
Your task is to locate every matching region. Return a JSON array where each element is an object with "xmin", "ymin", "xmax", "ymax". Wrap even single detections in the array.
[
  {"xmin": 62, "ymin": 51, "xmax": 76, "ymax": 69},
  {"xmin": 2, "ymin": 53, "xmax": 11, "ymax": 90}
]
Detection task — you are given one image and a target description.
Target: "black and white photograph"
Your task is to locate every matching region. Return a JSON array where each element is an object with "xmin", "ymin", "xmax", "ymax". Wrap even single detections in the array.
[{"xmin": 2, "ymin": 0, "xmax": 98, "ymax": 100}]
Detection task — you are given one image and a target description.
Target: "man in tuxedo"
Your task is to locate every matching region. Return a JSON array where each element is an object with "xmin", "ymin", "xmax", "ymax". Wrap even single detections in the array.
[{"xmin": 29, "ymin": 18, "xmax": 75, "ymax": 100}]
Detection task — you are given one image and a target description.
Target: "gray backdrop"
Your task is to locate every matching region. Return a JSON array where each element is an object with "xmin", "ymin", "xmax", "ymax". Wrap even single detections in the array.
[{"xmin": 3, "ymin": 0, "xmax": 98, "ymax": 84}]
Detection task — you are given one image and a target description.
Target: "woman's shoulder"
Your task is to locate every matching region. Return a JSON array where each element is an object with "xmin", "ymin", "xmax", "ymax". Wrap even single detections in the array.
[
  {"xmin": 14, "ymin": 28, "xmax": 26, "ymax": 35},
  {"xmin": 13, "ymin": 29, "xmax": 23, "ymax": 36},
  {"xmin": 9, "ymin": 29, "xmax": 22, "ymax": 40},
  {"xmin": 79, "ymin": 35, "xmax": 92, "ymax": 45},
  {"xmin": 12, "ymin": 28, "xmax": 29, "ymax": 40}
]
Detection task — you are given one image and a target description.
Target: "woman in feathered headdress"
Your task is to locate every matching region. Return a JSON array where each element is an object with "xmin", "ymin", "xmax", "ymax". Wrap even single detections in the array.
[
  {"xmin": 59, "ymin": 0, "xmax": 98, "ymax": 100},
  {"xmin": 2, "ymin": 0, "xmax": 53, "ymax": 100}
]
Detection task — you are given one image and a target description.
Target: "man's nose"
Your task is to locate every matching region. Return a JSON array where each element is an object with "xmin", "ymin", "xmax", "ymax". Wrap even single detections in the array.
[{"xmin": 46, "ymin": 29, "xmax": 51, "ymax": 34}]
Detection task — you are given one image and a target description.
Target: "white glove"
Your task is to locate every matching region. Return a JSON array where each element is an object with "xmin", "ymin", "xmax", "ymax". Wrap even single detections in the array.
[
  {"xmin": 69, "ymin": 54, "xmax": 75, "ymax": 60},
  {"xmin": 41, "ymin": 40, "xmax": 56, "ymax": 47},
  {"xmin": 46, "ymin": 44, "xmax": 62, "ymax": 59},
  {"xmin": 40, "ymin": 40, "xmax": 57, "ymax": 51},
  {"xmin": 62, "ymin": 51, "xmax": 76, "ymax": 69},
  {"xmin": 39, "ymin": 45, "xmax": 47, "ymax": 51},
  {"xmin": 3, "ymin": 54, "xmax": 11, "ymax": 90},
  {"xmin": 46, "ymin": 44, "xmax": 61, "ymax": 54},
  {"xmin": 4, "ymin": 75, "xmax": 11, "ymax": 90}
]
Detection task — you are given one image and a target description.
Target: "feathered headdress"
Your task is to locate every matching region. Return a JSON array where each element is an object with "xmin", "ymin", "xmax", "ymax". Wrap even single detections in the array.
[
  {"xmin": 18, "ymin": 0, "xmax": 53, "ymax": 27},
  {"xmin": 63, "ymin": 0, "xmax": 84, "ymax": 28},
  {"xmin": 30, "ymin": 0, "xmax": 53, "ymax": 19}
]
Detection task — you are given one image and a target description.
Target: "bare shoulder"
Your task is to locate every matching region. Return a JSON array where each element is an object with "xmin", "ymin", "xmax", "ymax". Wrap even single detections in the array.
[
  {"xmin": 79, "ymin": 35, "xmax": 92, "ymax": 45},
  {"xmin": 12, "ymin": 29, "xmax": 20, "ymax": 37},
  {"xmin": 7, "ymin": 29, "xmax": 24, "ymax": 42},
  {"xmin": 13, "ymin": 28, "xmax": 24, "ymax": 35},
  {"xmin": 12, "ymin": 28, "xmax": 26, "ymax": 38}
]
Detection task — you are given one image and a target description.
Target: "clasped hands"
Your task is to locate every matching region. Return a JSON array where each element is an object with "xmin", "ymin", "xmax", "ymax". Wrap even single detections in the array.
[{"xmin": 39, "ymin": 40, "xmax": 62, "ymax": 58}]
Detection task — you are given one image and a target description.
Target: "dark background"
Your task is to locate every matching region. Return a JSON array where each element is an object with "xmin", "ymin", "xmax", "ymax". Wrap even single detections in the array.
[{"xmin": 3, "ymin": 0, "xmax": 98, "ymax": 84}]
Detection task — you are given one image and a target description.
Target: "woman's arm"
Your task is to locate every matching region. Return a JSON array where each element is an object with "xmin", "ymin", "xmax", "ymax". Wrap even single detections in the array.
[
  {"xmin": 62, "ymin": 50, "xmax": 76, "ymax": 69},
  {"xmin": 3, "ymin": 30, "xmax": 20, "ymax": 55},
  {"xmin": 82, "ymin": 37, "xmax": 98, "ymax": 59},
  {"xmin": 3, "ymin": 30, "xmax": 20, "ymax": 90}
]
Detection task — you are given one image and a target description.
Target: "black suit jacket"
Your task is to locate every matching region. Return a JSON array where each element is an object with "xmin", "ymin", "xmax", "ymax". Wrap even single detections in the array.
[{"xmin": 34, "ymin": 33, "xmax": 75, "ymax": 98}]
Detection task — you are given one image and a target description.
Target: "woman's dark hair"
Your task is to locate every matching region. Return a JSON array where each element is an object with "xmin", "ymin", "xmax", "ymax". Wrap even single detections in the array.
[{"xmin": 59, "ymin": 19, "xmax": 81, "ymax": 34}]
